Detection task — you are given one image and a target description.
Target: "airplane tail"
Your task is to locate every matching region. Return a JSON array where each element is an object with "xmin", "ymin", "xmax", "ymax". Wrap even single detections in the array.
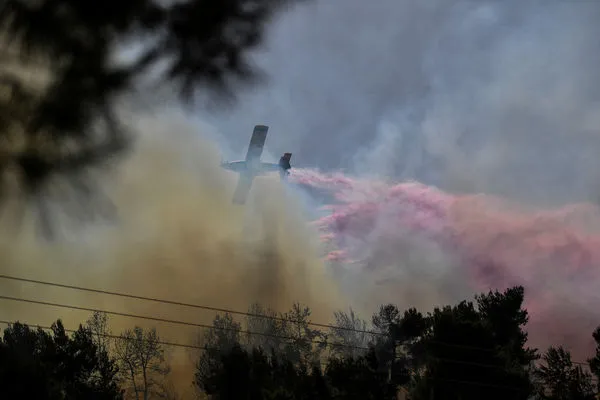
[
  {"xmin": 280, "ymin": 152, "xmax": 292, "ymax": 166},
  {"xmin": 279, "ymin": 153, "xmax": 292, "ymax": 179}
]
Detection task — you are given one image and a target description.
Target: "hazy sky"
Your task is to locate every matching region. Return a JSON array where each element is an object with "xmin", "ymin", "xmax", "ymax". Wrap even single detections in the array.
[
  {"xmin": 196, "ymin": 0, "xmax": 600, "ymax": 207},
  {"xmin": 6, "ymin": 0, "xmax": 600, "ymax": 366}
]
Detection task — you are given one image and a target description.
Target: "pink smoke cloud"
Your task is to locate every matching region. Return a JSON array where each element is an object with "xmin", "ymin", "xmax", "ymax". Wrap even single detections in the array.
[{"xmin": 290, "ymin": 168, "xmax": 600, "ymax": 358}]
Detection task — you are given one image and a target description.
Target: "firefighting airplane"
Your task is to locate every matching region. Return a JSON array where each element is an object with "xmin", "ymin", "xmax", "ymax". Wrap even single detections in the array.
[{"xmin": 221, "ymin": 125, "xmax": 292, "ymax": 204}]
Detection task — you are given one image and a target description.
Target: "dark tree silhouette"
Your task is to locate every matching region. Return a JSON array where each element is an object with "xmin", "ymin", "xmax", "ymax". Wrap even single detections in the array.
[
  {"xmin": 325, "ymin": 346, "xmax": 397, "ymax": 400},
  {"xmin": 328, "ymin": 308, "xmax": 371, "ymax": 359},
  {"xmin": 0, "ymin": 320, "xmax": 122, "ymax": 399},
  {"xmin": 588, "ymin": 326, "xmax": 600, "ymax": 393},
  {"xmin": 245, "ymin": 302, "xmax": 286, "ymax": 353},
  {"xmin": 195, "ymin": 303, "xmax": 327, "ymax": 394},
  {"xmin": 175, "ymin": 294, "xmax": 600, "ymax": 398},
  {"xmin": 196, "ymin": 343, "xmax": 329, "ymax": 400},
  {"xmin": 278, "ymin": 303, "xmax": 327, "ymax": 367},
  {"xmin": 194, "ymin": 339, "xmax": 400, "ymax": 400},
  {"xmin": 370, "ymin": 304, "xmax": 429, "ymax": 390},
  {"xmin": 534, "ymin": 346, "xmax": 595, "ymax": 400},
  {"xmin": 114, "ymin": 326, "xmax": 170, "ymax": 400},
  {"xmin": 0, "ymin": 0, "xmax": 304, "ymax": 233},
  {"xmin": 370, "ymin": 303, "xmax": 402, "ymax": 381},
  {"xmin": 194, "ymin": 312, "xmax": 243, "ymax": 394},
  {"xmin": 409, "ymin": 286, "xmax": 536, "ymax": 400}
]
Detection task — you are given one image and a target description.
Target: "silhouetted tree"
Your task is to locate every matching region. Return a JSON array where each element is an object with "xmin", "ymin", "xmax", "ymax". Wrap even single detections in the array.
[
  {"xmin": 0, "ymin": 320, "xmax": 122, "ymax": 399},
  {"xmin": 246, "ymin": 302, "xmax": 285, "ymax": 353},
  {"xmin": 371, "ymin": 305, "xmax": 428, "ymax": 390},
  {"xmin": 588, "ymin": 326, "xmax": 600, "ymax": 393},
  {"xmin": 534, "ymin": 346, "xmax": 595, "ymax": 400},
  {"xmin": 409, "ymin": 286, "xmax": 536, "ymax": 400},
  {"xmin": 86, "ymin": 311, "xmax": 112, "ymax": 354},
  {"xmin": 475, "ymin": 286, "xmax": 537, "ymax": 366},
  {"xmin": 195, "ymin": 342, "xmax": 330, "ymax": 400},
  {"xmin": 114, "ymin": 326, "xmax": 170, "ymax": 400},
  {"xmin": 278, "ymin": 303, "xmax": 327, "ymax": 367},
  {"xmin": 195, "ymin": 328, "xmax": 399, "ymax": 399},
  {"xmin": 325, "ymin": 346, "xmax": 396, "ymax": 400},
  {"xmin": 194, "ymin": 312, "xmax": 243, "ymax": 393},
  {"xmin": 328, "ymin": 308, "xmax": 372, "ymax": 359},
  {"xmin": 190, "ymin": 293, "xmax": 600, "ymax": 400},
  {"xmin": 370, "ymin": 303, "xmax": 401, "ymax": 380}
]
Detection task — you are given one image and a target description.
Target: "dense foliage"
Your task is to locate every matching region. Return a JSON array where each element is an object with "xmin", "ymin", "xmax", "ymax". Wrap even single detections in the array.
[
  {"xmin": 0, "ymin": 320, "xmax": 122, "ymax": 399},
  {"xmin": 3, "ymin": 287, "xmax": 599, "ymax": 399}
]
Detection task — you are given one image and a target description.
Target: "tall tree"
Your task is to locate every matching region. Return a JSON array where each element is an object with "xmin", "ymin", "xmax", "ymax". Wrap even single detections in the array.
[
  {"xmin": 534, "ymin": 346, "xmax": 595, "ymax": 400},
  {"xmin": 475, "ymin": 286, "xmax": 537, "ymax": 367},
  {"xmin": 409, "ymin": 286, "xmax": 536, "ymax": 400},
  {"xmin": 278, "ymin": 303, "xmax": 327, "ymax": 367},
  {"xmin": 588, "ymin": 326, "xmax": 600, "ymax": 393},
  {"xmin": 371, "ymin": 303, "xmax": 401, "ymax": 380},
  {"xmin": 86, "ymin": 311, "xmax": 112, "ymax": 354},
  {"xmin": 325, "ymin": 346, "xmax": 397, "ymax": 400},
  {"xmin": 195, "ymin": 342, "xmax": 330, "ymax": 400},
  {"xmin": 370, "ymin": 305, "xmax": 428, "ymax": 389},
  {"xmin": 194, "ymin": 312, "xmax": 243, "ymax": 394},
  {"xmin": 114, "ymin": 326, "xmax": 170, "ymax": 400},
  {"xmin": 0, "ymin": 319, "xmax": 122, "ymax": 399},
  {"xmin": 245, "ymin": 302, "xmax": 285, "ymax": 353},
  {"xmin": 328, "ymin": 308, "xmax": 372, "ymax": 359}
]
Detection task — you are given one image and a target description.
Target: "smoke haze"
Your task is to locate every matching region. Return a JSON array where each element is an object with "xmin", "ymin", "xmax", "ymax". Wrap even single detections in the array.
[
  {"xmin": 2, "ymin": 0, "xmax": 600, "ymax": 394},
  {"xmin": 0, "ymin": 111, "xmax": 342, "ymax": 396},
  {"xmin": 203, "ymin": 0, "xmax": 600, "ymax": 358},
  {"xmin": 208, "ymin": 0, "xmax": 600, "ymax": 204}
]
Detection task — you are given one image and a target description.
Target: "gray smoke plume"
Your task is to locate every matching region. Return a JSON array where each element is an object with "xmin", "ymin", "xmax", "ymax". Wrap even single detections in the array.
[{"xmin": 203, "ymin": 0, "xmax": 600, "ymax": 358}]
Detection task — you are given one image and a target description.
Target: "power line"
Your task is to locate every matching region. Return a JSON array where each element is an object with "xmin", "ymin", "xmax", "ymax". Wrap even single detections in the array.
[
  {"xmin": 0, "ymin": 294, "xmax": 370, "ymax": 351},
  {"xmin": 1, "ymin": 316, "xmax": 595, "ymax": 390},
  {"xmin": 427, "ymin": 341, "xmax": 592, "ymax": 367},
  {"xmin": 0, "ymin": 273, "xmax": 594, "ymax": 367},
  {"xmin": 0, "ymin": 273, "xmax": 383, "ymax": 336},
  {"xmin": 426, "ymin": 377, "xmax": 528, "ymax": 393},
  {"xmin": 0, "ymin": 319, "xmax": 204, "ymax": 350},
  {"xmin": 1, "ymin": 293, "xmax": 592, "ymax": 374},
  {"xmin": 0, "ymin": 275, "xmax": 510, "ymax": 355},
  {"xmin": 0, "ymin": 319, "xmax": 491, "ymax": 372}
]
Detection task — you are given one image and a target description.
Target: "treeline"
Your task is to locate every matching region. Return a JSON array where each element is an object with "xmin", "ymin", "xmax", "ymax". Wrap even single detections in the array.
[{"xmin": 1, "ymin": 286, "xmax": 600, "ymax": 399}]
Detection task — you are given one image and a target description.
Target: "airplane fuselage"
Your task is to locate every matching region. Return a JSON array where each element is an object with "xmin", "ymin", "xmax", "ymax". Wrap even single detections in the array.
[{"xmin": 221, "ymin": 160, "xmax": 274, "ymax": 175}]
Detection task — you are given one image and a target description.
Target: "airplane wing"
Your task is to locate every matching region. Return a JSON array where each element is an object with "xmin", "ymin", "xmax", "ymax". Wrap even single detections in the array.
[
  {"xmin": 232, "ymin": 173, "xmax": 254, "ymax": 205},
  {"xmin": 245, "ymin": 125, "xmax": 269, "ymax": 163}
]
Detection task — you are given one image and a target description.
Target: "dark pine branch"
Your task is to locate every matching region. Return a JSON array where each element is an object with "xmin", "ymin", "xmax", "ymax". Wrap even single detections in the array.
[{"xmin": 0, "ymin": 0, "xmax": 304, "ymax": 236}]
